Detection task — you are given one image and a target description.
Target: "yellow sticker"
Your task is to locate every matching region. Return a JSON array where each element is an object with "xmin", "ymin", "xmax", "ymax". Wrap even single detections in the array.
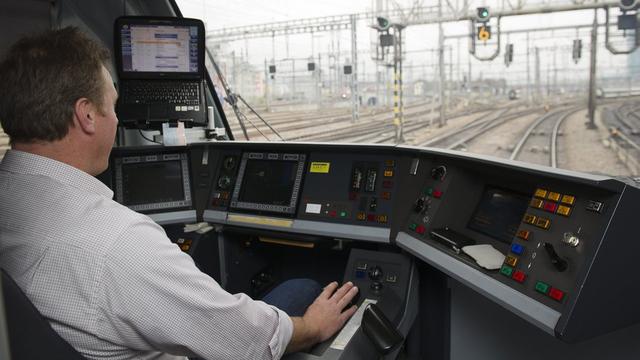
[{"xmin": 310, "ymin": 162, "xmax": 330, "ymax": 173}]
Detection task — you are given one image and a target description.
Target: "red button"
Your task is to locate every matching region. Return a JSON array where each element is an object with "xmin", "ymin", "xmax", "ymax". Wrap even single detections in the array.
[
  {"xmin": 549, "ymin": 287, "xmax": 565, "ymax": 302},
  {"xmin": 433, "ymin": 190, "xmax": 443, "ymax": 198},
  {"xmin": 416, "ymin": 225, "xmax": 426, "ymax": 235},
  {"xmin": 328, "ymin": 210, "xmax": 337, "ymax": 217},
  {"xmin": 367, "ymin": 214, "xmax": 376, "ymax": 222},
  {"xmin": 348, "ymin": 192, "xmax": 357, "ymax": 200},
  {"xmin": 543, "ymin": 201, "xmax": 558, "ymax": 213},
  {"xmin": 383, "ymin": 180, "xmax": 393, "ymax": 188},
  {"xmin": 512, "ymin": 270, "xmax": 526, "ymax": 283}
]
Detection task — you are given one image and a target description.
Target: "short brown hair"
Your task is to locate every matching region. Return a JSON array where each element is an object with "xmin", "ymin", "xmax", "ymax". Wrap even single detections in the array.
[{"xmin": 0, "ymin": 27, "xmax": 111, "ymax": 143}]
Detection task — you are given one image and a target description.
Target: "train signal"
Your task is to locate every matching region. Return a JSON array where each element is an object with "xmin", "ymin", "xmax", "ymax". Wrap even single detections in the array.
[
  {"xmin": 476, "ymin": 7, "xmax": 490, "ymax": 23},
  {"xmin": 504, "ymin": 43, "xmax": 514, "ymax": 67},
  {"xmin": 376, "ymin": 16, "xmax": 391, "ymax": 31},
  {"xmin": 268, "ymin": 65, "xmax": 276, "ymax": 73},
  {"xmin": 477, "ymin": 25, "xmax": 491, "ymax": 41},
  {"xmin": 572, "ymin": 39, "xmax": 582, "ymax": 64},
  {"xmin": 344, "ymin": 65, "xmax": 353, "ymax": 75},
  {"xmin": 619, "ymin": 0, "xmax": 639, "ymax": 11},
  {"xmin": 307, "ymin": 62, "xmax": 315, "ymax": 71}
]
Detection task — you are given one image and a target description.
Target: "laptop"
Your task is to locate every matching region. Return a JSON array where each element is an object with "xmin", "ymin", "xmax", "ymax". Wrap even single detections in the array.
[{"xmin": 114, "ymin": 16, "xmax": 207, "ymax": 129}]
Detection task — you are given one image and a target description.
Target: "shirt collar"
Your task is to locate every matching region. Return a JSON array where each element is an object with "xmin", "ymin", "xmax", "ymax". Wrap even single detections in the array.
[{"xmin": 0, "ymin": 150, "xmax": 114, "ymax": 199}]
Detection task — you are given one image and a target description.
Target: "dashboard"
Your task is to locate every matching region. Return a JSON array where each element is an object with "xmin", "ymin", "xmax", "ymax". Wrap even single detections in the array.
[{"xmin": 102, "ymin": 141, "xmax": 640, "ymax": 344}]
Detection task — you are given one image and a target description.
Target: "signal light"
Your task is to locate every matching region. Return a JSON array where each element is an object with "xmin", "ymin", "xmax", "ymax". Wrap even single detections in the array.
[
  {"xmin": 504, "ymin": 44, "xmax": 514, "ymax": 66},
  {"xmin": 376, "ymin": 16, "xmax": 391, "ymax": 31},
  {"xmin": 268, "ymin": 65, "xmax": 276, "ymax": 73},
  {"xmin": 477, "ymin": 25, "xmax": 491, "ymax": 41},
  {"xmin": 572, "ymin": 39, "xmax": 582, "ymax": 64},
  {"xmin": 307, "ymin": 62, "xmax": 315, "ymax": 71},
  {"xmin": 344, "ymin": 65, "xmax": 353, "ymax": 75},
  {"xmin": 477, "ymin": 7, "xmax": 490, "ymax": 22}
]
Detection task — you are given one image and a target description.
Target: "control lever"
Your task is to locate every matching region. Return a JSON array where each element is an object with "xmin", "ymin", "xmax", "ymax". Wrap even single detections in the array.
[
  {"xmin": 361, "ymin": 303, "xmax": 404, "ymax": 355},
  {"xmin": 543, "ymin": 242, "xmax": 568, "ymax": 272}
]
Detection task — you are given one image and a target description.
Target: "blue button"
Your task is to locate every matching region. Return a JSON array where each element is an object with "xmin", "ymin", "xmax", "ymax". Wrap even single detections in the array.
[
  {"xmin": 355, "ymin": 270, "xmax": 366, "ymax": 279},
  {"xmin": 511, "ymin": 243, "xmax": 524, "ymax": 255}
]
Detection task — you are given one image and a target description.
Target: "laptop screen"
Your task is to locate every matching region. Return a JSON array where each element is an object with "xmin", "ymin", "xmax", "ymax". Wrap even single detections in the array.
[{"xmin": 115, "ymin": 17, "xmax": 205, "ymax": 79}]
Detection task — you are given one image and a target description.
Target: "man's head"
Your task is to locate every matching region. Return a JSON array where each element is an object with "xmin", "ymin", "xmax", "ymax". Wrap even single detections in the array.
[{"xmin": 0, "ymin": 27, "xmax": 118, "ymax": 175}]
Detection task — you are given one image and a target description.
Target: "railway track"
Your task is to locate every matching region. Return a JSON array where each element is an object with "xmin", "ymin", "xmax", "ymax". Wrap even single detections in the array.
[{"xmin": 509, "ymin": 106, "xmax": 582, "ymax": 168}]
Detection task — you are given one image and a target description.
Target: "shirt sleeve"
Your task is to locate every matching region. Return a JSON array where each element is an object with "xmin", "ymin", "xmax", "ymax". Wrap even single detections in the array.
[{"xmin": 96, "ymin": 216, "xmax": 293, "ymax": 360}]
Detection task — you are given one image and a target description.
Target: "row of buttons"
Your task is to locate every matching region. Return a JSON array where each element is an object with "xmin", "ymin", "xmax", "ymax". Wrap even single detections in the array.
[
  {"xmin": 534, "ymin": 188, "xmax": 575, "ymax": 205},
  {"xmin": 523, "ymin": 213, "xmax": 551, "ymax": 230},
  {"xmin": 357, "ymin": 212, "xmax": 388, "ymax": 223},
  {"xmin": 533, "ymin": 188, "xmax": 575, "ymax": 217},
  {"xmin": 530, "ymin": 198, "xmax": 572, "ymax": 217},
  {"xmin": 408, "ymin": 223, "xmax": 426, "ymax": 234},
  {"xmin": 423, "ymin": 187, "xmax": 444, "ymax": 198},
  {"xmin": 500, "ymin": 265, "xmax": 527, "ymax": 284},
  {"xmin": 535, "ymin": 280, "xmax": 566, "ymax": 302}
]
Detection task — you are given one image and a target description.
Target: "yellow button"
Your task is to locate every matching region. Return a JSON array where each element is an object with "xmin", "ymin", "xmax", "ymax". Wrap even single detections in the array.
[
  {"xmin": 505, "ymin": 255, "xmax": 518, "ymax": 267},
  {"xmin": 561, "ymin": 195, "xmax": 576, "ymax": 205},
  {"xmin": 377, "ymin": 215, "xmax": 388, "ymax": 223},
  {"xmin": 557, "ymin": 205, "xmax": 572, "ymax": 217},
  {"xmin": 523, "ymin": 213, "xmax": 537, "ymax": 224},
  {"xmin": 535, "ymin": 217, "xmax": 551, "ymax": 229},
  {"xmin": 384, "ymin": 169, "xmax": 394, "ymax": 177},
  {"xmin": 530, "ymin": 198, "xmax": 544, "ymax": 209},
  {"xmin": 357, "ymin": 212, "xmax": 366, "ymax": 221},
  {"xmin": 534, "ymin": 188, "xmax": 548, "ymax": 198},
  {"xmin": 516, "ymin": 230, "xmax": 531, "ymax": 240},
  {"xmin": 382, "ymin": 191, "xmax": 391, "ymax": 200},
  {"xmin": 547, "ymin": 192, "xmax": 561, "ymax": 202},
  {"xmin": 385, "ymin": 160, "xmax": 395, "ymax": 167}
]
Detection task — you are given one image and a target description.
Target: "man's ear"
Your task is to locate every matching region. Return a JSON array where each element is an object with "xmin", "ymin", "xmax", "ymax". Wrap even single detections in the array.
[{"xmin": 73, "ymin": 97, "xmax": 97, "ymax": 135}]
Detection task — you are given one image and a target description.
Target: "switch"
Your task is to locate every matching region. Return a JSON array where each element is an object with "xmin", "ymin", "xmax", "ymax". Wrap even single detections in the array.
[
  {"xmin": 368, "ymin": 266, "xmax": 383, "ymax": 281},
  {"xmin": 500, "ymin": 265, "xmax": 513, "ymax": 277},
  {"xmin": 547, "ymin": 192, "xmax": 561, "ymax": 202},
  {"xmin": 505, "ymin": 255, "xmax": 518, "ymax": 267},
  {"xmin": 543, "ymin": 202, "xmax": 558, "ymax": 213},
  {"xmin": 561, "ymin": 195, "xmax": 576, "ymax": 205},
  {"xmin": 586, "ymin": 200, "xmax": 604, "ymax": 213},
  {"xmin": 512, "ymin": 270, "xmax": 526, "ymax": 283},
  {"xmin": 530, "ymin": 198, "xmax": 544, "ymax": 209},
  {"xmin": 369, "ymin": 197, "xmax": 378, "ymax": 211},
  {"xmin": 516, "ymin": 230, "xmax": 530, "ymax": 240},
  {"xmin": 386, "ymin": 274, "xmax": 397, "ymax": 283},
  {"xmin": 557, "ymin": 205, "xmax": 572, "ymax": 217},
  {"xmin": 534, "ymin": 188, "xmax": 548, "ymax": 198},
  {"xmin": 523, "ymin": 213, "xmax": 537, "ymax": 224},
  {"xmin": 431, "ymin": 165, "xmax": 447, "ymax": 181},
  {"xmin": 543, "ymin": 242, "xmax": 568, "ymax": 272},
  {"xmin": 549, "ymin": 287, "xmax": 565, "ymax": 302},
  {"xmin": 535, "ymin": 217, "xmax": 551, "ymax": 230},
  {"xmin": 511, "ymin": 243, "xmax": 525, "ymax": 255},
  {"xmin": 535, "ymin": 281, "xmax": 550, "ymax": 295},
  {"xmin": 414, "ymin": 197, "xmax": 426, "ymax": 213}
]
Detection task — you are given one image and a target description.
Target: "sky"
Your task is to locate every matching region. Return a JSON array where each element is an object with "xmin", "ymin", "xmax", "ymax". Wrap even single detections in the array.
[{"xmin": 175, "ymin": 0, "xmax": 639, "ymax": 92}]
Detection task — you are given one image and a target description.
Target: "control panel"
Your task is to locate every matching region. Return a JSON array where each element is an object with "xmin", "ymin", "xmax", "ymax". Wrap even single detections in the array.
[{"xmin": 105, "ymin": 142, "xmax": 640, "ymax": 343}]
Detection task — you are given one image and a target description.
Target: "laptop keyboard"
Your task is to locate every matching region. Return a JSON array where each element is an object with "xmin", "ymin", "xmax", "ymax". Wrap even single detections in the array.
[{"xmin": 123, "ymin": 81, "xmax": 201, "ymax": 105}]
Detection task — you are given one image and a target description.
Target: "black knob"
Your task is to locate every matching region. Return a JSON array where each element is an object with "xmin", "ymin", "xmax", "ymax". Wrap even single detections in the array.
[
  {"xmin": 414, "ymin": 197, "xmax": 425, "ymax": 213},
  {"xmin": 217, "ymin": 175, "xmax": 232, "ymax": 190},
  {"xmin": 543, "ymin": 242, "xmax": 568, "ymax": 272},
  {"xmin": 431, "ymin": 165, "xmax": 447, "ymax": 181},
  {"xmin": 370, "ymin": 281, "xmax": 384, "ymax": 292},
  {"xmin": 369, "ymin": 266, "xmax": 383, "ymax": 281}
]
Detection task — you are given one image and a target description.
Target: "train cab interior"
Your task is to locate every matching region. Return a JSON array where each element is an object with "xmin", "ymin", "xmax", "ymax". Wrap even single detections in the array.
[{"xmin": 1, "ymin": 0, "xmax": 640, "ymax": 359}]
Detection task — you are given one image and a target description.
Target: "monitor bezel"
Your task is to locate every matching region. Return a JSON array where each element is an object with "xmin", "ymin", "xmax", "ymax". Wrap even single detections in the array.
[{"xmin": 114, "ymin": 16, "xmax": 206, "ymax": 80}]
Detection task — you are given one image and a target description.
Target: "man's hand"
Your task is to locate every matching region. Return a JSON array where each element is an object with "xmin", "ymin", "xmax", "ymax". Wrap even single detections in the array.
[{"xmin": 286, "ymin": 281, "xmax": 359, "ymax": 353}]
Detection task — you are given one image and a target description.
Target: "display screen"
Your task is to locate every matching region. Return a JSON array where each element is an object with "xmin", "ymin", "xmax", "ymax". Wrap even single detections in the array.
[
  {"xmin": 114, "ymin": 153, "xmax": 192, "ymax": 212},
  {"xmin": 468, "ymin": 187, "xmax": 529, "ymax": 244},
  {"xmin": 120, "ymin": 24, "xmax": 199, "ymax": 73},
  {"xmin": 122, "ymin": 160, "xmax": 184, "ymax": 206},
  {"xmin": 238, "ymin": 159, "xmax": 298, "ymax": 206},
  {"xmin": 230, "ymin": 153, "xmax": 306, "ymax": 214}
]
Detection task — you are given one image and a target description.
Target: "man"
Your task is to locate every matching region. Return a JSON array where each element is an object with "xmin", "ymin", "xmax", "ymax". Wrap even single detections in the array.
[{"xmin": 0, "ymin": 27, "xmax": 358, "ymax": 359}]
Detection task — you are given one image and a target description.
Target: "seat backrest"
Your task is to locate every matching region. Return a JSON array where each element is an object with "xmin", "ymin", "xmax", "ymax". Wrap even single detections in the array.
[{"xmin": 1, "ymin": 269, "xmax": 86, "ymax": 360}]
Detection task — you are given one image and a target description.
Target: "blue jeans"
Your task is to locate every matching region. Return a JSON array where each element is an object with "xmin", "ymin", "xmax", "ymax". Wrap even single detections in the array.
[{"xmin": 262, "ymin": 278, "xmax": 323, "ymax": 317}]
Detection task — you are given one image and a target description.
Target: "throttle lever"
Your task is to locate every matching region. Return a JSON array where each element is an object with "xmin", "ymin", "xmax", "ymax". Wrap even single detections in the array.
[
  {"xmin": 361, "ymin": 303, "xmax": 404, "ymax": 355},
  {"xmin": 543, "ymin": 242, "xmax": 568, "ymax": 272}
]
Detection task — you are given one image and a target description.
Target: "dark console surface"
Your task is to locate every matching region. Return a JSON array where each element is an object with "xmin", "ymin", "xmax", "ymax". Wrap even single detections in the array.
[{"xmin": 104, "ymin": 141, "xmax": 640, "ymax": 344}]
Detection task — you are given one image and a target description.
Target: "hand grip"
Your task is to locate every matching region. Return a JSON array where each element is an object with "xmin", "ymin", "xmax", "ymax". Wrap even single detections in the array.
[{"xmin": 361, "ymin": 303, "xmax": 404, "ymax": 355}]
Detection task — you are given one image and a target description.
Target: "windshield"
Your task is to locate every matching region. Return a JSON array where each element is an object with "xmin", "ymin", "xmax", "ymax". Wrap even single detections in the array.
[{"xmin": 178, "ymin": 0, "xmax": 640, "ymax": 181}]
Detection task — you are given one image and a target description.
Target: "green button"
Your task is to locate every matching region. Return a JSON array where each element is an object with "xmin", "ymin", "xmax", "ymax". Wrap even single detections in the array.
[
  {"xmin": 409, "ymin": 223, "xmax": 417, "ymax": 231},
  {"xmin": 340, "ymin": 211, "xmax": 347, "ymax": 217},
  {"xmin": 424, "ymin": 187, "xmax": 433, "ymax": 196},
  {"xmin": 500, "ymin": 265, "xmax": 513, "ymax": 277},
  {"xmin": 535, "ymin": 281, "xmax": 550, "ymax": 294}
]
